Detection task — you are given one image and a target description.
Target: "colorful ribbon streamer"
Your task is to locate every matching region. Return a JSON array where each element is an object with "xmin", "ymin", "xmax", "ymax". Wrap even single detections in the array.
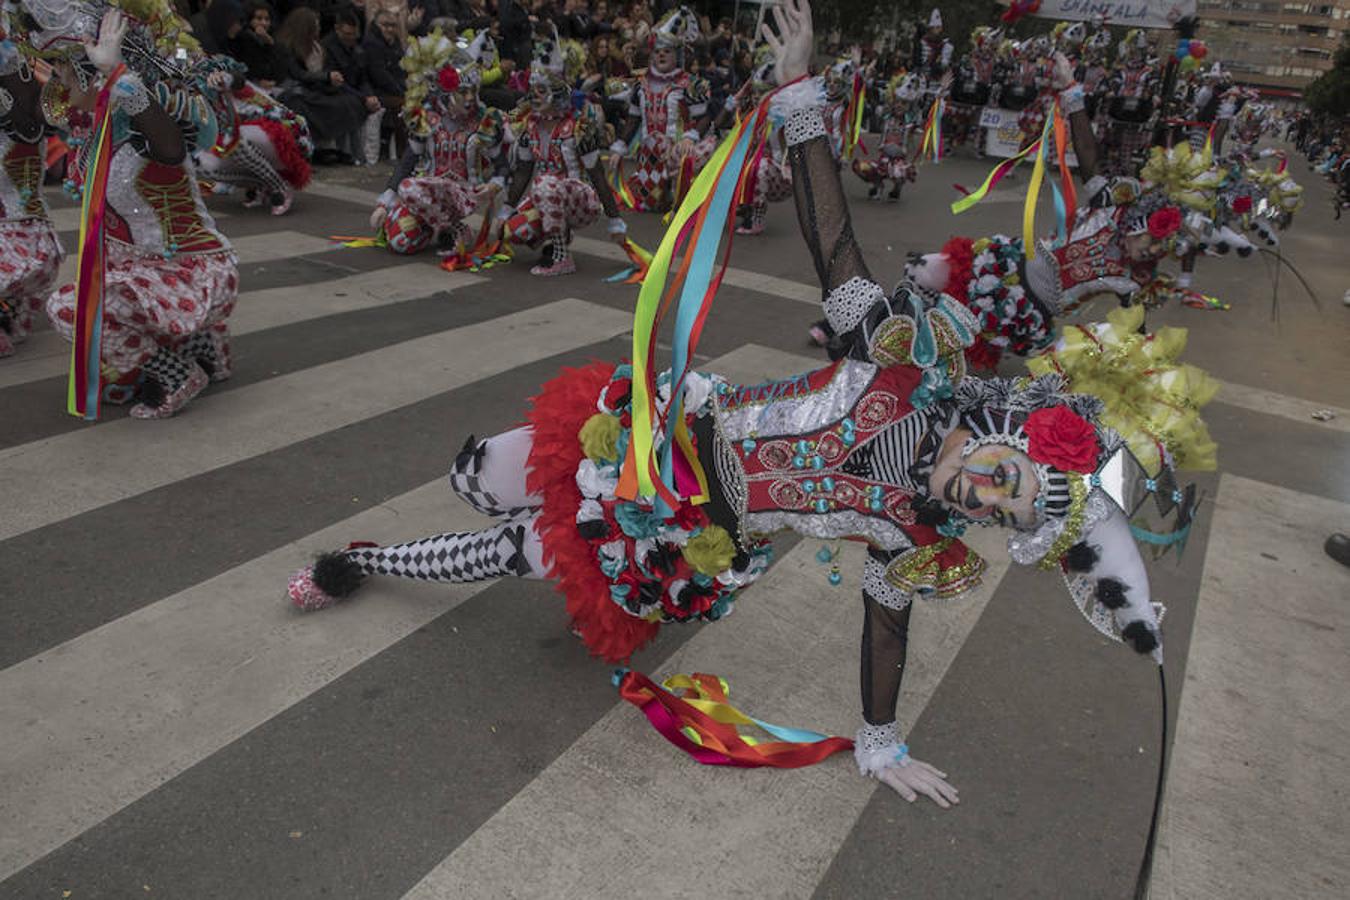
[
  {"xmin": 620, "ymin": 85, "xmax": 779, "ymax": 512},
  {"xmin": 1022, "ymin": 113, "xmax": 1053, "ymax": 260},
  {"xmin": 66, "ymin": 64, "xmax": 125, "ymax": 421},
  {"xmin": 950, "ymin": 136, "xmax": 1043, "ymax": 215},
  {"xmin": 844, "ymin": 73, "xmax": 865, "ymax": 160},
  {"xmin": 920, "ymin": 96, "xmax": 944, "ymax": 163},
  {"xmin": 603, "ymin": 237, "xmax": 655, "ymax": 284},
  {"xmin": 610, "ymin": 156, "xmax": 636, "ymax": 210},
  {"xmin": 615, "ymin": 669, "xmax": 854, "ymax": 768}
]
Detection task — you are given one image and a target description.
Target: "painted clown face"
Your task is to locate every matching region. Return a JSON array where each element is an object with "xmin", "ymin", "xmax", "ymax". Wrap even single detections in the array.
[
  {"xmin": 651, "ymin": 46, "xmax": 678, "ymax": 74},
  {"xmin": 928, "ymin": 431, "xmax": 1041, "ymax": 528}
]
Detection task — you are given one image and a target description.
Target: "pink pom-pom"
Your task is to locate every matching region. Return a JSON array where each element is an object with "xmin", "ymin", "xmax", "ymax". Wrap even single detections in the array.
[{"xmin": 288, "ymin": 566, "xmax": 340, "ymax": 611}]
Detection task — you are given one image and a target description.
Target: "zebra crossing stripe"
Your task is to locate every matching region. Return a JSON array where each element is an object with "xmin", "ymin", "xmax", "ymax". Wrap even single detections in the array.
[
  {"xmin": 0, "ymin": 479, "xmax": 498, "ymax": 881},
  {"xmin": 0, "ymin": 266, "xmax": 484, "ymax": 391},
  {"xmin": 1151, "ymin": 474, "xmax": 1350, "ymax": 898},
  {"xmin": 0, "ymin": 298, "xmax": 632, "ymax": 542},
  {"xmin": 402, "ymin": 345, "xmax": 1013, "ymax": 899}
]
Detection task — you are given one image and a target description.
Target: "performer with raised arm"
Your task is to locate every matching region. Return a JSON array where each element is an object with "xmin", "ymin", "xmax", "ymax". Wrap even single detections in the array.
[
  {"xmin": 287, "ymin": 0, "xmax": 1213, "ymax": 808},
  {"xmin": 13, "ymin": 1, "xmax": 238, "ymax": 419}
]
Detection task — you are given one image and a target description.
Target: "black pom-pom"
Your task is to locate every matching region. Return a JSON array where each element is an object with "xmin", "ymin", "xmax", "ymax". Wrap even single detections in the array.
[
  {"xmin": 195, "ymin": 353, "xmax": 216, "ymax": 379},
  {"xmin": 1121, "ymin": 620, "xmax": 1158, "ymax": 654},
  {"xmin": 1065, "ymin": 541, "xmax": 1100, "ymax": 573},
  {"xmin": 576, "ymin": 519, "xmax": 609, "ymax": 540},
  {"xmin": 311, "ymin": 551, "xmax": 367, "ymax": 598},
  {"xmin": 1095, "ymin": 577, "xmax": 1128, "ymax": 609},
  {"xmin": 137, "ymin": 376, "xmax": 166, "ymax": 409}
]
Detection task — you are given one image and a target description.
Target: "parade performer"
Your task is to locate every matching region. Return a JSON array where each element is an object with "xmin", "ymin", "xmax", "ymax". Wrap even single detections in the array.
[
  {"xmin": 194, "ymin": 55, "xmax": 312, "ymax": 217},
  {"xmin": 0, "ymin": 35, "xmax": 63, "ymax": 359},
  {"xmin": 1101, "ymin": 30, "xmax": 1157, "ymax": 176},
  {"xmin": 948, "ymin": 26, "xmax": 999, "ymax": 156},
  {"xmin": 914, "ymin": 8, "xmax": 953, "ymax": 87},
  {"xmin": 821, "ymin": 52, "xmax": 862, "ymax": 163},
  {"xmin": 1078, "ymin": 27, "xmax": 1112, "ymax": 124},
  {"xmin": 287, "ymin": 1, "xmax": 1213, "ymax": 807},
  {"xmin": 733, "ymin": 49, "xmax": 791, "ymax": 236},
  {"xmin": 496, "ymin": 31, "xmax": 626, "ymax": 276},
  {"xmin": 16, "ymin": 2, "xmax": 238, "ymax": 419},
  {"xmin": 850, "ymin": 72, "xmax": 919, "ymax": 201},
  {"xmin": 369, "ymin": 30, "xmax": 507, "ymax": 257},
  {"xmin": 608, "ymin": 6, "xmax": 712, "ymax": 213}
]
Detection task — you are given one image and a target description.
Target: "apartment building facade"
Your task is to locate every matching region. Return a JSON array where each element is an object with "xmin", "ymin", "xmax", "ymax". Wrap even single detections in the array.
[{"xmin": 1198, "ymin": 0, "xmax": 1348, "ymax": 93}]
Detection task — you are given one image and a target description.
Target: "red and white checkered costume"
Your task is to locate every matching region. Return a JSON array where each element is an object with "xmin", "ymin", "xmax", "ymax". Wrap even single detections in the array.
[
  {"xmin": 620, "ymin": 69, "xmax": 712, "ymax": 211},
  {"xmin": 46, "ymin": 144, "xmax": 237, "ymax": 389},
  {"xmin": 504, "ymin": 113, "xmax": 601, "ymax": 245},
  {"xmin": 851, "ymin": 112, "xmax": 917, "ymax": 186},
  {"xmin": 0, "ymin": 134, "xmax": 63, "ymax": 354},
  {"xmin": 384, "ymin": 108, "xmax": 505, "ymax": 255}
]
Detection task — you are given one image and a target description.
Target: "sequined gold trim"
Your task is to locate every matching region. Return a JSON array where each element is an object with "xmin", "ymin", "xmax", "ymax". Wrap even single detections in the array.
[
  {"xmin": 1036, "ymin": 473, "xmax": 1089, "ymax": 570},
  {"xmin": 884, "ymin": 538, "xmax": 987, "ymax": 598}
]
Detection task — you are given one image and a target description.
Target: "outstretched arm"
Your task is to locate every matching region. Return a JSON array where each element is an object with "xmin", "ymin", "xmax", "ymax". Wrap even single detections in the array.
[{"xmin": 766, "ymin": 0, "xmax": 873, "ymax": 294}]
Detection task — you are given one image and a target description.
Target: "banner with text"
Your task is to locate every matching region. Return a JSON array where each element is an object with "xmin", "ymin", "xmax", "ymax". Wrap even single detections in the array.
[{"xmin": 1019, "ymin": 0, "xmax": 1196, "ymax": 29}]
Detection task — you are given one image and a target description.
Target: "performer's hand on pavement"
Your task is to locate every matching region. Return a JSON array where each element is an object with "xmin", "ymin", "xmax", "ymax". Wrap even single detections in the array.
[
  {"xmin": 876, "ymin": 757, "xmax": 959, "ymax": 809},
  {"xmin": 369, "ymin": 204, "xmax": 388, "ymax": 230},
  {"xmin": 762, "ymin": 0, "xmax": 812, "ymax": 86},
  {"xmin": 84, "ymin": 9, "xmax": 127, "ymax": 75}
]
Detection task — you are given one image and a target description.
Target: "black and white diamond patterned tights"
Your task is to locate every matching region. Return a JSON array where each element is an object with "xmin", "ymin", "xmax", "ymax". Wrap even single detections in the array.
[{"xmin": 343, "ymin": 519, "xmax": 546, "ymax": 583}]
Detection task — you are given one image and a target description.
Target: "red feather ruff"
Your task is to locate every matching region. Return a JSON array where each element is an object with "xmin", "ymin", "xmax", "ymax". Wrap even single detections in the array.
[
  {"xmin": 242, "ymin": 115, "xmax": 313, "ymax": 190},
  {"xmin": 525, "ymin": 361, "xmax": 660, "ymax": 663},
  {"xmin": 939, "ymin": 236, "xmax": 974, "ymax": 305}
]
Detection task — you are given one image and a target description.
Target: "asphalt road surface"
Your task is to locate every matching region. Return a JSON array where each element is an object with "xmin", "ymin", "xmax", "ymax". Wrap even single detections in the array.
[{"xmin": 2, "ymin": 142, "xmax": 1348, "ymax": 900}]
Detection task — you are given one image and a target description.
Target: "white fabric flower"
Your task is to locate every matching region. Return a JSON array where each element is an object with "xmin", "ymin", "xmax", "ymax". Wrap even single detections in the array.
[{"xmin": 575, "ymin": 459, "xmax": 619, "ymax": 500}]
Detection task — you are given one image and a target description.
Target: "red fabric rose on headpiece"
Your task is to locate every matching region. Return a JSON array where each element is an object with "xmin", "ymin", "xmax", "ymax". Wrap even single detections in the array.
[
  {"xmin": 1231, "ymin": 195, "xmax": 1253, "ymax": 214},
  {"xmin": 437, "ymin": 66, "xmax": 460, "ymax": 92},
  {"xmin": 1146, "ymin": 206, "xmax": 1182, "ymax": 240},
  {"xmin": 1024, "ymin": 405, "xmax": 1100, "ymax": 473}
]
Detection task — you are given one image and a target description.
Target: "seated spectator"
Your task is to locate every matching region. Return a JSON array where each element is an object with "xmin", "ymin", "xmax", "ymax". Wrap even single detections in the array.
[
  {"xmin": 323, "ymin": 6, "xmax": 384, "ymax": 163},
  {"xmin": 274, "ymin": 5, "xmax": 369, "ymax": 162},
  {"xmin": 193, "ymin": 0, "xmax": 245, "ymax": 56},
  {"xmin": 235, "ymin": 1, "xmax": 288, "ymax": 87},
  {"xmin": 362, "ymin": 8, "xmax": 410, "ymax": 161}
]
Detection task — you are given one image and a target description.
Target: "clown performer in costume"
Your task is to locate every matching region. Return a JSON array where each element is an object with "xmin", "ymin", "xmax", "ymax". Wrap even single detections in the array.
[
  {"xmin": 1101, "ymin": 30, "xmax": 1158, "ymax": 177},
  {"xmin": 19, "ymin": 2, "xmax": 238, "ymax": 418},
  {"xmin": 607, "ymin": 6, "xmax": 712, "ymax": 213},
  {"xmin": 914, "ymin": 8, "xmax": 952, "ymax": 89},
  {"xmin": 732, "ymin": 47, "xmax": 792, "ymax": 237},
  {"xmin": 287, "ymin": 1, "xmax": 1216, "ymax": 807},
  {"xmin": 850, "ymin": 71, "xmax": 920, "ymax": 202},
  {"xmin": 1078, "ymin": 25, "xmax": 1112, "ymax": 126},
  {"xmin": 0, "ymin": 29, "xmax": 63, "ymax": 359},
  {"xmin": 947, "ymin": 26, "xmax": 1000, "ymax": 157},
  {"xmin": 369, "ymin": 30, "xmax": 506, "ymax": 257},
  {"xmin": 495, "ymin": 31, "xmax": 626, "ymax": 277},
  {"xmin": 193, "ymin": 54, "xmax": 312, "ymax": 217}
]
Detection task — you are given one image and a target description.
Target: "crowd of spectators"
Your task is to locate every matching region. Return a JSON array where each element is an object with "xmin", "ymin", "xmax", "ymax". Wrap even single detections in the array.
[{"xmin": 174, "ymin": 0, "xmax": 764, "ymax": 166}]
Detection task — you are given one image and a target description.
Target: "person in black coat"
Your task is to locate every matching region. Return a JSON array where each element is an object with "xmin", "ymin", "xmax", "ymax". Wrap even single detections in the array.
[
  {"xmin": 192, "ymin": 0, "xmax": 246, "ymax": 56},
  {"xmin": 234, "ymin": 1, "xmax": 289, "ymax": 86},
  {"xmin": 361, "ymin": 9, "xmax": 409, "ymax": 159},
  {"xmin": 498, "ymin": 0, "xmax": 532, "ymax": 67}
]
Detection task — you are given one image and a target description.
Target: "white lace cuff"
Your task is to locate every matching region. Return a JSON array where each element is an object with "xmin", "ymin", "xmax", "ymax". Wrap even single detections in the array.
[
  {"xmin": 783, "ymin": 106, "xmax": 827, "ymax": 147},
  {"xmin": 854, "ymin": 721, "xmax": 910, "ymax": 776},
  {"xmin": 111, "ymin": 72, "xmax": 150, "ymax": 117},
  {"xmin": 824, "ymin": 275, "xmax": 885, "ymax": 335},
  {"xmin": 1058, "ymin": 84, "xmax": 1086, "ymax": 116}
]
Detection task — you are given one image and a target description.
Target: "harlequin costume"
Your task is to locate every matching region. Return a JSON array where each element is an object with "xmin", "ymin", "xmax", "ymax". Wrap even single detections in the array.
[
  {"xmin": 609, "ymin": 6, "xmax": 713, "ymax": 213},
  {"xmin": 947, "ymin": 27, "xmax": 1000, "ymax": 155},
  {"xmin": 195, "ymin": 56, "xmax": 312, "ymax": 217},
  {"xmin": 373, "ymin": 30, "xmax": 506, "ymax": 257},
  {"xmin": 733, "ymin": 49, "xmax": 791, "ymax": 237},
  {"xmin": 287, "ymin": 73, "xmax": 1215, "ymax": 790},
  {"xmin": 1101, "ymin": 30, "xmax": 1158, "ymax": 177},
  {"xmin": 14, "ymin": 0, "xmax": 238, "ymax": 419},
  {"xmin": 851, "ymin": 73, "xmax": 919, "ymax": 201},
  {"xmin": 0, "ymin": 40, "xmax": 63, "ymax": 359},
  {"xmin": 496, "ymin": 31, "xmax": 625, "ymax": 277}
]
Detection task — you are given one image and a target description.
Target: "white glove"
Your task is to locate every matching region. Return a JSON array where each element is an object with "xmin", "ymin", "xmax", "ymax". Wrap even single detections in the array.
[
  {"xmin": 607, "ymin": 216, "xmax": 627, "ymax": 235},
  {"xmin": 854, "ymin": 721, "xmax": 959, "ymax": 809},
  {"xmin": 84, "ymin": 9, "xmax": 127, "ymax": 75},
  {"xmin": 875, "ymin": 757, "xmax": 960, "ymax": 808},
  {"xmin": 762, "ymin": 0, "xmax": 813, "ymax": 87}
]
